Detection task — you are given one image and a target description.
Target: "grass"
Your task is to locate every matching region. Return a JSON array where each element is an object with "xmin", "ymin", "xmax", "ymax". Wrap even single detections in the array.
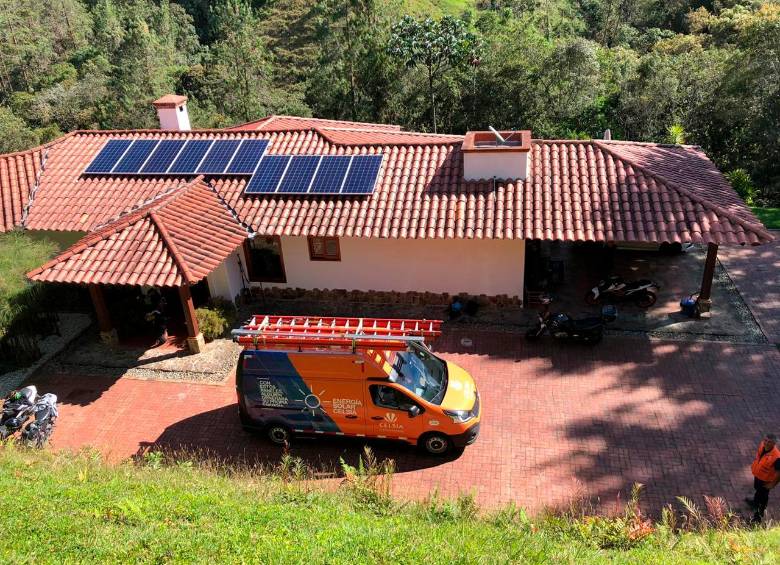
[
  {"xmin": 402, "ymin": 0, "xmax": 474, "ymax": 17},
  {"xmin": 752, "ymin": 207, "xmax": 780, "ymax": 229},
  {"xmin": 0, "ymin": 231, "xmax": 56, "ymax": 307},
  {"xmin": 0, "ymin": 447, "xmax": 779, "ymax": 563}
]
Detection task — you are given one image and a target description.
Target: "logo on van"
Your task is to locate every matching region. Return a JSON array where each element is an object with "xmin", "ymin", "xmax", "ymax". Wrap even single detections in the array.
[{"xmin": 380, "ymin": 412, "xmax": 404, "ymax": 430}]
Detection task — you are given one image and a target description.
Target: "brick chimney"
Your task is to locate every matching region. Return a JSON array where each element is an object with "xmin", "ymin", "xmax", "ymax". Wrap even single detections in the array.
[
  {"xmin": 152, "ymin": 94, "xmax": 191, "ymax": 131},
  {"xmin": 461, "ymin": 129, "xmax": 531, "ymax": 181}
]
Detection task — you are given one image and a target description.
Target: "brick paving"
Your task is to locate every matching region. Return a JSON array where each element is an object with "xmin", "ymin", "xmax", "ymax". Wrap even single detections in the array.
[
  {"xmin": 38, "ymin": 330, "xmax": 780, "ymax": 518},
  {"xmin": 719, "ymin": 233, "xmax": 780, "ymax": 343}
]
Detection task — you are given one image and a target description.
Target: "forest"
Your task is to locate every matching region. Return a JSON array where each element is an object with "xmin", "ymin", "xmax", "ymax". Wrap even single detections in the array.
[{"xmin": 0, "ymin": 0, "xmax": 778, "ymax": 206}]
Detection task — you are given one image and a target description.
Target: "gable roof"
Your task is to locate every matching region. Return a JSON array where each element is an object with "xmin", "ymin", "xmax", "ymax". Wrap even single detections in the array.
[
  {"xmin": 27, "ymin": 178, "xmax": 248, "ymax": 286},
  {"xmin": 229, "ymin": 115, "xmax": 402, "ymax": 132},
  {"xmin": 0, "ymin": 118, "xmax": 772, "ymax": 248}
]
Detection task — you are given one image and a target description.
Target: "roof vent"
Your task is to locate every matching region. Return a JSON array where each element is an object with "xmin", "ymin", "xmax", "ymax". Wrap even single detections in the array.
[
  {"xmin": 461, "ymin": 129, "xmax": 531, "ymax": 181},
  {"xmin": 152, "ymin": 94, "xmax": 191, "ymax": 131}
]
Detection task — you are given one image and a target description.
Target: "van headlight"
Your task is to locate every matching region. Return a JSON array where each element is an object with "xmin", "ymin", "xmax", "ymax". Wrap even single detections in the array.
[{"xmin": 443, "ymin": 409, "xmax": 473, "ymax": 424}]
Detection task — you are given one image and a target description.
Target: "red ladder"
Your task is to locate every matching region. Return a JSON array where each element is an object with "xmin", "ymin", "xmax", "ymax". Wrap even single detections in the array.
[{"xmin": 232, "ymin": 315, "xmax": 442, "ymax": 351}]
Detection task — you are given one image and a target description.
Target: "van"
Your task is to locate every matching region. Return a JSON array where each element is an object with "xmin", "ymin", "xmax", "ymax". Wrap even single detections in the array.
[{"xmin": 234, "ymin": 316, "xmax": 480, "ymax": 455}]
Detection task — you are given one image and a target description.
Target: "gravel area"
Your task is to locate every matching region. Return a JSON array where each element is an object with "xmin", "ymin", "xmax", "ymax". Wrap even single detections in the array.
[
  {"xmin": 48, "ymin": 337, "xmax": 241, "ymax": 384},
  {"xmin": 0, "ymin": 313, "xmax": 91, "ymax": 395}
]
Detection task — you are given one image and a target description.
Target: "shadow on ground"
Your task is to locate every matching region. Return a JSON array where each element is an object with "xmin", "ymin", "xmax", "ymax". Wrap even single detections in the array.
[{"xmin": 134, "ymin": 404, "xmax": 462, "ymax": 476}]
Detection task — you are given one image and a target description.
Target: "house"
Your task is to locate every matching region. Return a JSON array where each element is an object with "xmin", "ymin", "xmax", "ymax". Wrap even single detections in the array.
[{"xmin": 1, "ymin": 95, "xmax": 772, "ymax": 352}]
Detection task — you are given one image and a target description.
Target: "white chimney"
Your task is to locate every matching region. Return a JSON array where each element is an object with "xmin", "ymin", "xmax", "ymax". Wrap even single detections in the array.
[
  {"xmin": 603, "ymin": 129, "xmax": 612, "ymax": 141},
  {"xmin": 152, "ymin": 94, "xmax": 191, "ymax": 131},
  {"xmin": 461, "ymin": 130, "xmax": 531, "ymax": 181}
]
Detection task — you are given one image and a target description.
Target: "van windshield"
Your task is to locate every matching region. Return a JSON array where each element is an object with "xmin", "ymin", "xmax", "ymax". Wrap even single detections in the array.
[{"xmin": 389, "ymin": 343, "xmax": 448, "ymax": 405}]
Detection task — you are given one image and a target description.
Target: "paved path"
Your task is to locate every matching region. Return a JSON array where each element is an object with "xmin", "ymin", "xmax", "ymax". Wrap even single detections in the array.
[
  {"xmin": 39, "ymin": 331, "xmax": 780, "ymax": 518},
  {"xmin": 719, "ymin": 233, "xmax": 780, "ymax": 343}
]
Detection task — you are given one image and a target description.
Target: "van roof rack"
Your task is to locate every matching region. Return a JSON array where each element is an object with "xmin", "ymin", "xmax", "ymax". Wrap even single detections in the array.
[{"xmin": 232, "ymin": 315, "xmax": 442, "ymax": 351}]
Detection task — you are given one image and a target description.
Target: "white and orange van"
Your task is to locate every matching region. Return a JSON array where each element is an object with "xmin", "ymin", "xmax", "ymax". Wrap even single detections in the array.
[{"xmin": 233, "ymin": 316, "xmax": 480, "ymax": 455}]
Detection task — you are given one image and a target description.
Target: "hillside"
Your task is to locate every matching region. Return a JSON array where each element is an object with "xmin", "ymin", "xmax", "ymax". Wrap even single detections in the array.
[
  {"xmin": 403, "ymin": 0, "xmax": 474, "ymax": 16},
  {"xmin": 1, "ymin": 448, "xmax": 778, "ymax": 563}
]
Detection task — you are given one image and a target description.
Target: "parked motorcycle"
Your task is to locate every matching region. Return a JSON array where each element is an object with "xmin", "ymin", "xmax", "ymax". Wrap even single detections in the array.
[
  {"xmin": 20, "ymin": 393, "xmax": 58, "ymax": 447},
  {"xmin": 585, "ymin": 276, "xmax": 659, "ymax": 308},
  {"xmin": 526, "ymin": 299, "xmax": 617, "ymax": 344},
  {"xmin": 0, "ymin": 386, "xmax": 58, "ymax": 447},
  {"xmin": 0, "ymin": 386, "xmax": 38, "ymax": 440}
]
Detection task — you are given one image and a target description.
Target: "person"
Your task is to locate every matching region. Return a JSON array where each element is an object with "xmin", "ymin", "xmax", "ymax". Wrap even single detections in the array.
[
  {"xmin": 746, "ymin": 433, "xmax": 780, "ymax": 523},
  {"xmin": 147, "ymin": 296, "xmax": 168, "ymax": 348}
]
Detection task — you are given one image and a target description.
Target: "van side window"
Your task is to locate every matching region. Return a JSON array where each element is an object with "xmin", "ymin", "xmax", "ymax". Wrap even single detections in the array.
[{"xmin": 369, "ymin": 385, "xmax": 419, "ymax": 412}]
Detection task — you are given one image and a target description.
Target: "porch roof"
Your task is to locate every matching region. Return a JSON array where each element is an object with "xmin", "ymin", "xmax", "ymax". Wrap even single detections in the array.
[{"xmin": 26, "ymin": 178, "xmax": 248, "ymax": 287}]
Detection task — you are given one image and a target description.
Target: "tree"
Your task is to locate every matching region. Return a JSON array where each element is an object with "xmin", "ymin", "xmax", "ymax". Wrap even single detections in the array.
[
  {"xmin": 0, "ymin": 106, "xmax": 39, "ymax": 153},
  {"xmin": 308, "ymin": 0, "xmax": 400, "ymax": 122},
  {"xmin": 388, "ymin": 15, "xmax": 482, "ymax": 132},
  {"xmin": 200, "ymin": 0, "xmax": 308, "ymax": 124}
]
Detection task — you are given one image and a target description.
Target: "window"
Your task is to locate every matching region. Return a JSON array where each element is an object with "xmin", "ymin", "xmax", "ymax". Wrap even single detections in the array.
[
  {"xmin": 369, "ymin": 385, "xmax": 421, "ymax": 413},
  {"xmin": 388, "ymin": 343, "xmax": 448, "ymax": 405},
  {"xmin": 308, "ymin": 236, "xmax": 340, "ymax": 261},
  {"xmin": 244, "ymin": 236, "xmax": 286, "ymax": 283}
]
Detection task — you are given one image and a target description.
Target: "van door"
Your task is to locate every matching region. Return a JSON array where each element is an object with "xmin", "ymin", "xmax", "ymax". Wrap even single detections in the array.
[
  {"xmin": 317, "ymin": 379, "xmax": 366, "ymax": 437},
  {"xmin": 366, "ymin": 384, "xmax": 424, "ymax": 442}
]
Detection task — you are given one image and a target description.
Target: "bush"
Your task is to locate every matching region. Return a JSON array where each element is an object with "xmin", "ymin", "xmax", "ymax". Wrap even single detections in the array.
[
  {"xmin": 195, "ymin": 307, "xmax": 228, "ymax": 341},
  {"xmin": 206, "ymin": 297, "xmax": 237, "ymax": 327},
  {"xmin": 727, "ymin": 169, "xmax": 757, "ymax": 205}
]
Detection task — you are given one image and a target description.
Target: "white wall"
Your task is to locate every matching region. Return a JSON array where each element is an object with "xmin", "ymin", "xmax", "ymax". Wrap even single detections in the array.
[
  {"xmin": 463, "ymin": 151, "xmax": 529, "ymax": 181},
  {"xmin": 206, "ymin": 246, "xmax": 245, "ymax": 302},
  {"xmin": 261, "ymin": 236, "xmax": 525, "ymax": 298}
]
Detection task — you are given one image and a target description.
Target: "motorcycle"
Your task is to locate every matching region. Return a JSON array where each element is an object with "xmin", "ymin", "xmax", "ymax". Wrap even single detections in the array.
[
  {"xmin": 21, "ymin": 394, "xmax": 58, "ymax": 448},
  {"xmin": 585, "ymin": 276, "xmax": 659, "ymax": 308},
  {"xmin": 526, "ymin": 299, "xmax": 617, "ymax": 344},
  {"xmin": 0, "ymin": 386, "xmax": 38, "ymax": 440},
  {"xmin": 0, "ymin": 386, "xmax": 59, "ymax": 447}
]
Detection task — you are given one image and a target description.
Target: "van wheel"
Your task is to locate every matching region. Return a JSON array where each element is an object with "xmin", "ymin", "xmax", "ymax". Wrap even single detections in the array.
[
  {"xmin": 266, "ymin": 424, "xmax": 291, "ymax": 446},
  {"xmin": 420, "ymin": 433, "xmax": 451, "ymax": 455}
]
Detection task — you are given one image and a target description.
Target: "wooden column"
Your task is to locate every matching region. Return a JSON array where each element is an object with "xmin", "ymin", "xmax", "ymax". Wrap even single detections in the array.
[
  {"xmin": 88, "ymin": 284, "xmax": 117, "ymax": 345},
  {"xmin": 178, "ymin": 284, "xmax": 199, "ymax": 337},
  {"xmin": 699, "ymin": 243, "xmax": 719, "ymax": 301},
  {"xmin": 697, "ymin": 242, "xmax": 719, "ymax": 316}
]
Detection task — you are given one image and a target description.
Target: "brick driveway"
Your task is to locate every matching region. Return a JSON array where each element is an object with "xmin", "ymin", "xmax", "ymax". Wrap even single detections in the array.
[
  {"xmin": 39, "ymin": 331, "xmax": 780, "ymax": 517},
  {"xmin": 719, "ymin": 233, "xmax": 780, "ymax": 343}
]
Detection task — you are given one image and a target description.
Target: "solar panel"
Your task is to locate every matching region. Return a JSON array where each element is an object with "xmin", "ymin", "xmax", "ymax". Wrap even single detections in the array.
[
  {"xmin": 113, "ymin": 140, "xmax": 160, "ymax": 173},
  {"xmin": 197, "ymin": 139, "xmax": 242, "ymax": 174},
  {"xmin": 244, "ymin": 156, "xmax": 291, "ymax": 194},
  {"xmin": 84, "ymin": 139, "xmax": 133, "ymax": 174},
  {"xmin": 341, "ymin": 155, "xmax": 383, "ymax": 194},
  {"xmin": 277, "ymin": 156, "xmax": 321, "ymax": 193},
  {"xmin": 140, "ymin": 140, "xmax": 186, "ymax": 174},
  {"xmin": 226, "ymin": 139, "xmax": 269, "ymax": 174},
  {"xmin": 168, "ymin": 139, "xmax": 214, "ymax": 174},
  {"xmin": 309, "ymin": 156, "xmax": 352, "ymax": 193}
]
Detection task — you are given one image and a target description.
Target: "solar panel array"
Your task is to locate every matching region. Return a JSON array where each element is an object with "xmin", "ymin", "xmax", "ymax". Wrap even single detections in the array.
[
  {"xmin": 244, "ymin": 155, "xmax": 383, "ymax": 195},
  {"xmin": 84, "ymin": 138, "xmax": 383, "ymax": 196},
  {"xmin": 84, "ymin": 138, "xmax": 269, "ymax": 176}
]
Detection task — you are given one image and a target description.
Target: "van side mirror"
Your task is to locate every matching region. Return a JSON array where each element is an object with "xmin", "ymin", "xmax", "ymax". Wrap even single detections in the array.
[{"xmin": 408, "ymin": 405, "xmax": 421, "ymax": 418}]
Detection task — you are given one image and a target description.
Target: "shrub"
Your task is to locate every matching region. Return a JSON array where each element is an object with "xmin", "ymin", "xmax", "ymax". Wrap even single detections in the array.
[
  {"xmin": 206, "ymin": 297, "xmax": 237, "ymax": 327},
  {"xmin": 726, "ymin": 169, "xmax": 757, "ymax": 205},
  {"xmin": 195, "ymin": 307, "xmax": 228, "ymax": 341}
]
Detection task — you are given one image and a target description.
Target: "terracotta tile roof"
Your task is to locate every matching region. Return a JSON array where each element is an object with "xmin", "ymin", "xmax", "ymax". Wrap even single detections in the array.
[
  {"xmin": 229, "ymin": 115, "xmax": 402, "ymax": 132},
  {"xmin": 317, "ymin": 127, "xmax": 463, "ymax": 146},
  {"xmin": 3, "ymin": 126, "xmax": 772, "ymax": 249},
  {"xmin": 27, "ymin": 178, "xmax": 248, "ymax": 286},
  {"xmin": 0, "ymin": 146, "xmax": 45, "ymax": 232}
]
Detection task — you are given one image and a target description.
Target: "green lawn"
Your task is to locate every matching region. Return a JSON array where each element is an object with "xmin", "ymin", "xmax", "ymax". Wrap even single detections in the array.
[
  {"xmin": 0, "ymin": 448, "xmax": 778, "ymax": 563},
  {"xmin": 752, "ymin": 207, "xmax": 780, "ymax": 230},
  {"xmin": 0, "ymin": 231, "xmax": 56, "ymax": 306}
]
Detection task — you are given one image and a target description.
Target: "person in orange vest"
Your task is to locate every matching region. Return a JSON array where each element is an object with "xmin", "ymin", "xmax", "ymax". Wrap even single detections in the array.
[{"xmin": 746, "ymin": 433, "xmax": 780, "ymax": 523}]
